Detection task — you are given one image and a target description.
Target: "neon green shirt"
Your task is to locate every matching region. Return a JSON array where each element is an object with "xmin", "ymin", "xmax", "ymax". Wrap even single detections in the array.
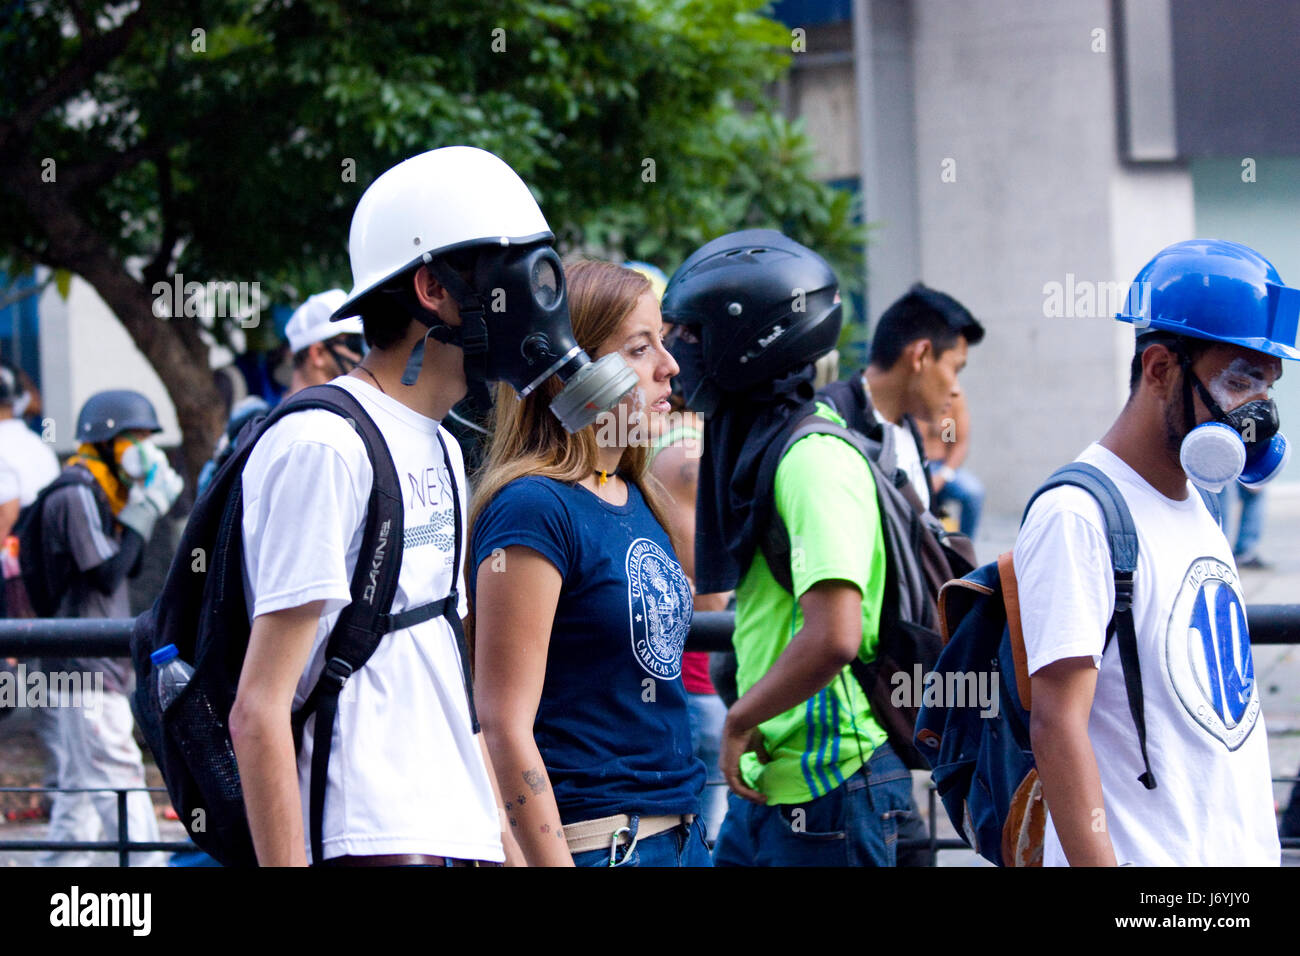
[{"xmin": 735, "ymin": 403, "xmax": 888, "ymax": 804}]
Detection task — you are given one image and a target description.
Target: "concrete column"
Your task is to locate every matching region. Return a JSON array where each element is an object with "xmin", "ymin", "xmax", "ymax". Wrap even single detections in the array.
[{"xmin": 910, "ymin": 0, "xmax": 1193, "ymax": 512}]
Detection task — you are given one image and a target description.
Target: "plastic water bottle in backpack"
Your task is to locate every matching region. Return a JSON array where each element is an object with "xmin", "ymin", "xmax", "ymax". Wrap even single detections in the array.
[
  {"xmin": 149, "ymin": 642, "xmax": 245, "ymax": 847},
  {"xmin": 152, "ymin": 644, "xmax": 193, "ymax": 712}
]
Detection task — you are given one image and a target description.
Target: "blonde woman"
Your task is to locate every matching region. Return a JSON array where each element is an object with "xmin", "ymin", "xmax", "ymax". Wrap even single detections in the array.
[{"xmin": 470, "ymin": 260, "xmax": 709, "ymax": 867}]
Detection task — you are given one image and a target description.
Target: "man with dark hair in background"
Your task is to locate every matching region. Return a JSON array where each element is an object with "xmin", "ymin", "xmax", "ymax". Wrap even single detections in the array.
[{"xmin": 828, "ymin": 283, "xmax": 985, "ymax": 518}]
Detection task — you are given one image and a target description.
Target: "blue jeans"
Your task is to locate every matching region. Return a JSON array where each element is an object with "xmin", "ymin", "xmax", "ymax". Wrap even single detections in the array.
[
  {"xmin": 686, "ymin": 691, "xmax": 729, "ymax": 843},
  {"xmin": 711, "ymin": 741, "xmax": 917, "ymax": 867},
  {"xmin": 933, "ymin": 467, "xmax": 984, "ymax": 538},
  {"xmin": 571, "ymin": 815, "xmax": 713, "ymax": 867}
]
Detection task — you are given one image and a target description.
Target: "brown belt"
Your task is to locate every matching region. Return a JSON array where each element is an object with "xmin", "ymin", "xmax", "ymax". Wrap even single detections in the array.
[{"xmin": 320, "ymin": 853, "xmax": 501, "ymax": 867}]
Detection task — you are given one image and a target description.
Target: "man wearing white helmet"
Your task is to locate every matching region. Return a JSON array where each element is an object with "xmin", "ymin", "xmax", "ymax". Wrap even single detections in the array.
[
  {"xmin": 283, "ymin": 289, "xmax": 365, "ymax": 397},
  {"xmin": 230, "ymin": 146, "xmax": 635, "ymax": 866}
]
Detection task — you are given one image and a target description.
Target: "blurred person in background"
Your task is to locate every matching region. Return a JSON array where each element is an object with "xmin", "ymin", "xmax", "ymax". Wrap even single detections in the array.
[
  {"xmin": 853, "ymin": 284, "xmax": 985, "ymax": 518},
  {"xmin": 471, "ymin": 259, "xmax": 708, "ymax": 867},
  {"xmin": 35, "ymin": 390, "xmax": 183, "ymax": 866},
  {"xmin": 1215, "ymin": 483, "xmax": 1270, "ymax": 569},
  {"xmin": 283, "ymin": 289, "xmax": 365, "ymax": 397},
  {"xmin": 0, "ymin": 362, "xmax": 61, "ymax": 809},
  {"xmin": 924, "ymin": 390, "xmax": 985, "ymax": 538},
  {"xmin": 0, "ymin": 362, "xmax": 58, "ymax": 544},
  {"xmin": 195, "ymin": 288, "xmax": 358, "ymax": 495}
]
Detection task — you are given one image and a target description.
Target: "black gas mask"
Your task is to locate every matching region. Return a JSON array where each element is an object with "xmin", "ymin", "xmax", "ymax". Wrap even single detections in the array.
[{"xmin": 402, "ymin": 243, "xmax": 636, "ymax": 432}]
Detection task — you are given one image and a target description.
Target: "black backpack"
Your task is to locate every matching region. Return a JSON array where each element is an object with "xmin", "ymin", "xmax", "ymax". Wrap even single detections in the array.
[
  {"xmin": 14, "ymin": 468, "xmax": 117, "ymax": 618},
  {"xmin": 760, "ymin": 388, "xmax": 976, "ymax": 770},
  {"xmin": 129, "ymin": 383, "xmax": 476, "ymax": 866}
]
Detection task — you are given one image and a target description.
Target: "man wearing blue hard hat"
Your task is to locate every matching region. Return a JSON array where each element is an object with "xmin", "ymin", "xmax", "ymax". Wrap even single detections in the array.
[{"xmin": 1015, "ymin": 239, "xmax": 1292, "ymax": 866}]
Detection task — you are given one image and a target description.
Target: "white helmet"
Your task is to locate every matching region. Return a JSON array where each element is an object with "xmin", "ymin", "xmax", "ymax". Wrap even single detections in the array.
[
  {"xmin": 333, "ymin": 146, "xmax": 553, "ymax": 319},
  {"xmin": 286, "ymin": 289, "xmax": 362, "ymax": 352}
]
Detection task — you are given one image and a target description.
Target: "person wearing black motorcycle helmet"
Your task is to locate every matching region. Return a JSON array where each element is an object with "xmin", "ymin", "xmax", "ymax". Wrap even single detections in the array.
[{"xmin": 663, "ymin": 229, "xmax": 916, "ymax": 867}]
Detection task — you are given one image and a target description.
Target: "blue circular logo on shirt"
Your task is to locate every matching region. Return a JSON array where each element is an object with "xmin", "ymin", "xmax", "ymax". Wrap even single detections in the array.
[
  {"xmin": 626, "ymin": 537, "xmax": 691, "ymax": 680},
  {"xmin": 1165, "ymin": 557, "xmax": 1259, "ymax": 750}
]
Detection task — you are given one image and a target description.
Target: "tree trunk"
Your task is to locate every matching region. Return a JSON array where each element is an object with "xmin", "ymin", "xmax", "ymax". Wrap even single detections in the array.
[{"xmin": 7, "ymin": 159, "xmax": 223, "ymax": 489}]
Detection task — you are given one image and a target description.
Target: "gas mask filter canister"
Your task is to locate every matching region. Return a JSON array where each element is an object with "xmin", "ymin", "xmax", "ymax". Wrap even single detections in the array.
[{"xmin": 1179, "ymin": 422, "xmax": 1247, "ymax": 493}]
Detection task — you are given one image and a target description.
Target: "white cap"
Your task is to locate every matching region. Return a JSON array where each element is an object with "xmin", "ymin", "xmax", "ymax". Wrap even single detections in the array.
[{"xmin": 286, "ymin": 289, "xmax": 362, "ymax": 353}]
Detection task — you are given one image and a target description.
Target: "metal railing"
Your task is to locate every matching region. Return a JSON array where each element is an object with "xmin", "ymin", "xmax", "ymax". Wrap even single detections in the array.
[
  {"xmin": 0, "ymin": 786, "xmax": 193, "ymax": 865},
  {"xmin": 2, "ymin": 607, "xmax": 1298, "ymax": 864}
]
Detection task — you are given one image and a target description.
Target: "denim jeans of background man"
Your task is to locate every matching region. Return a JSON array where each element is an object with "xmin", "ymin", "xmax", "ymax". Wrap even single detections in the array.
[
  {"xmin": 711, "ymin": 741, "xmax": 919, "ymax": 867},
  {"xmin": 931, "ymin": 464, "xmax": 985, "ymax": 538},
  {"xmin": 1215, "ymin": 483, "xmax": 1266, "ymax": 564}
]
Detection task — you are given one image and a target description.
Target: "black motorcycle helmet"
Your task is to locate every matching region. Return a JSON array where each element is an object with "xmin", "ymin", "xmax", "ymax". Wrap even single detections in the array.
[{"xmin": 662, "ymin": 229, "xmax": 842, "ymax": 415}]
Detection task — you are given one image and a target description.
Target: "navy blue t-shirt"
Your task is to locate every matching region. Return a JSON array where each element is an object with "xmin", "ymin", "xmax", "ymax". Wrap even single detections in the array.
[{"xmin": 470, "ymin": 475, "xmax": 706, "ymax": 824}]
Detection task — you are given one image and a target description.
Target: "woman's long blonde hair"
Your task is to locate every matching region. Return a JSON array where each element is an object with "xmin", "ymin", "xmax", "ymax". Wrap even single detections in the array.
[{"xmin": 468, "ymin": 259, "xmax": 679, "ymax": 603}]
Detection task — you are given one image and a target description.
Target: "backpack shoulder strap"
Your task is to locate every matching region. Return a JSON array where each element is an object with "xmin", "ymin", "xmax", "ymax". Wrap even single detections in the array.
[
  {"xmin": 760, "ymin": 413, "xmax": 877, "ymax": 594},
  {"xmin": 1022, "ymin": 461, "xmax": 1156, "ymax": 790},
  {"xmin": 817, "ymin": 377, "xmax": 878, "ymax": 439}
]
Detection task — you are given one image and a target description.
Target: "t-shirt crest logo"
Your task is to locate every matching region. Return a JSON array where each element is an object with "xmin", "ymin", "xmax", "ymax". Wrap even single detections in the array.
[
  {"xmin": 1165, "ymin": 557, "xmax": 1259, "ymax": 750},
  {"xmin": 626, "ymin": 537, "xmax": 691, "ymax": 679}
]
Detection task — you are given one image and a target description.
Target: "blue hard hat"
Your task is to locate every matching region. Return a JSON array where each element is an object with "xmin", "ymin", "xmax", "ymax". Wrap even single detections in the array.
[{"xmin": 1116, "ymin": 239, "xmax": 1300, "ymax": 361}]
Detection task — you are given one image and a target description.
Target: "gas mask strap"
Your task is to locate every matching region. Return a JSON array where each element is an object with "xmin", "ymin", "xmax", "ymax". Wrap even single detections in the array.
[
  {"xmin": 422, "ymin": 254, "xmax": 490, "ymax": 385},
  {"xmin": 400, "ymin": 324, "xmax": 438, "ymax": 387},
  {"xmin": 1190, "ymin": 372, "xmax": 1231, "ymax": 424},
  {"xmin": 1169, "ymin": 341, "xmax": 1199, "ymax": 435},
  {"xmin": 1169, "ymin": 336, "xmax": 1232, "ymax": 427},
  {"xmin": 393, "ymin": 252, "xmax": 485, "ymax": 387}
]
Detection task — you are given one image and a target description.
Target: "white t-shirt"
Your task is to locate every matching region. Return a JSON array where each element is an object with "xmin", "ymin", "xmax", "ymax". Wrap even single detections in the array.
[
  {"xmin": 865, "ymin": 396, "xmax": 931, "ymax": 509},
  {"xmin": 0, "ymin": 418, "xmax": 60, "ymax": 506},
  {"xmin": 240, "ymin": 375, "xmax": 501, "ymax": 864},
  {"xmin": 1015, "ymin": 442, "xmax": 1279, "ymax": 866}
]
